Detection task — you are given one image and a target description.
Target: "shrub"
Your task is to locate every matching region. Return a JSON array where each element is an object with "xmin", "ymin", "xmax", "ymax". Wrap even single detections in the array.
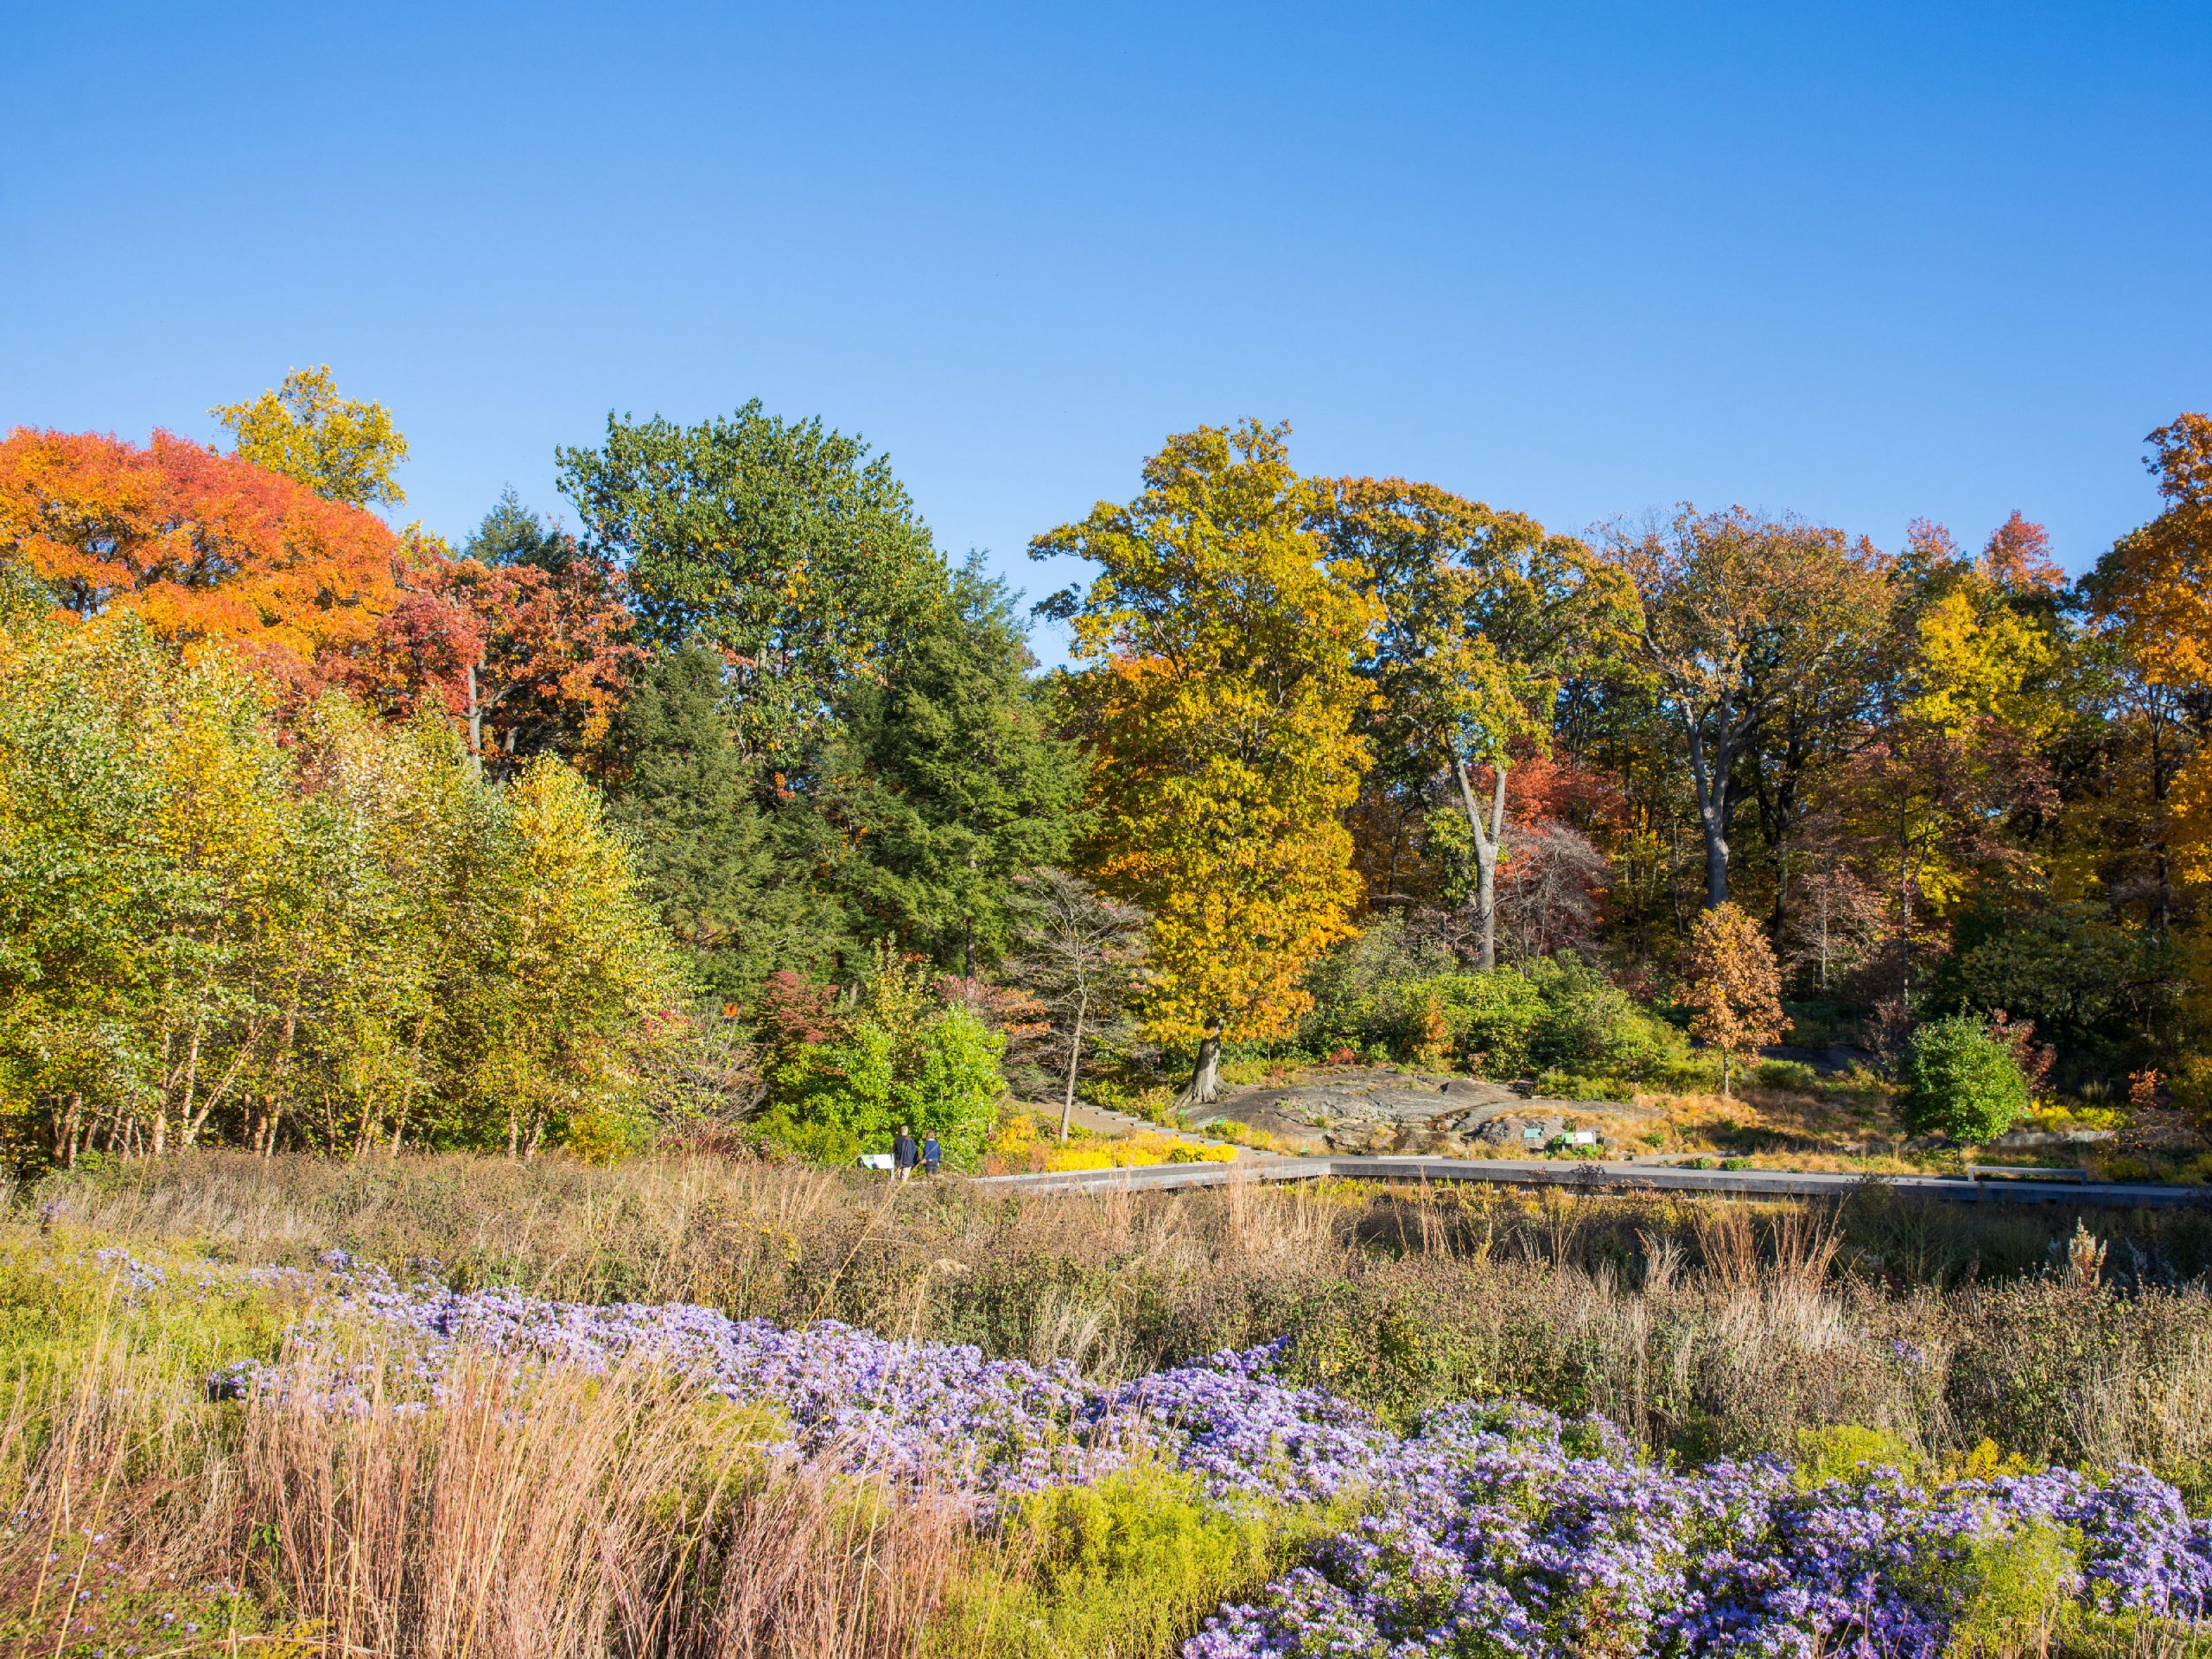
[
  {"xmin": 763, "ymin": 964, "xmax": 1006, "ymax": 1166},
  {"xmin": 1944, "ymin": 905, "xmax": 2180, "ymax": 1059},
  {"xmin": 1900, "ymin": 1015, "xmax": 2031, "ymax": 1142},
  {"xmin": 1300, "ymin": 918, "xmax": 1460, "ymax": 1055},
  {"xmin": 1522, "ymin": 956, "xmax": 1687, "ymax": 1079},
  {"xmin": 1753, "ymin": 1058, "xmax": 1821, "ymax": 1093},
  {"xmin": 1429, "ymin": 969, "xmax": 1547, "ymax": 1075},
  {"xmin": 942, "ymin": 1462, "xmax": 1314, "ymax": 1657}
]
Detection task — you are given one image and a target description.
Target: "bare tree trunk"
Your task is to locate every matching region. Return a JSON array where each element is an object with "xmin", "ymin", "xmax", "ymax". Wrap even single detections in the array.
[
  {"xmin": 1449, "ymin": 754, "xmax": 1510, "ymax": 971},
  {"xmin": 264, "ymin": 995, "xmax": 298, "ymax": 1160},
  {"xmin": 173, "ymin": 1020, "xmax": 205, "ymax": 1150},
  {"xmin": 466, "ymin": 660, "xmax": 484, "ymax": 767},
  {"xmin": 1897, "ymin": 847, "xmax": 1915, "ymax": 1008},
  {"xmin": 1684, "ymin": 715, "xmax": 1731, "ymax": 909},
  {"xmin": 387, "ymin": 1003, "xmax": 439, "ymax": 1158},
  {"xmin": 1058, "ymin": 990, "xmax": 1089, "ymax": 1142},
  {"xmin": 1180, "ymin": 1021, "xmax": 1224, "ymax": 1108},
  {"xmin": 184, "ymin": 1037, "xmax": 257, "ymax": 1148},
  {"xmin": 53, "ymin": 1093, "xmax": 82, "ymax": 1168}
]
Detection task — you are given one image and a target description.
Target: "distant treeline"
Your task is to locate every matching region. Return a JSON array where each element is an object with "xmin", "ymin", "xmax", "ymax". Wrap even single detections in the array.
[{"xmin": 3, "ymin": 373, "xmax": 2209, "ymax": 1156}]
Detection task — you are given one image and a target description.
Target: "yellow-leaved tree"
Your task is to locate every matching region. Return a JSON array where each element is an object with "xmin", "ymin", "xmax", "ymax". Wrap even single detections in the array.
[
  {"xmin": 1032, "ymin": 421, "xmax": 1376, "ymax": 1103},
  {"xmin": 2090, "ymin": 415, "xmax": 2212, "ymax": 887},
  {"xmin": 212, "ymin": 365, "xmax": 410, "ymax": 508}
]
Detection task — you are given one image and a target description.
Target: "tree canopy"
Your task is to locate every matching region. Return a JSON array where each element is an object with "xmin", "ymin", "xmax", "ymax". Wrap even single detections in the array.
[{"xmin": 1034, "ymin": 420, "xmax": 1376, "ymax": 1101}]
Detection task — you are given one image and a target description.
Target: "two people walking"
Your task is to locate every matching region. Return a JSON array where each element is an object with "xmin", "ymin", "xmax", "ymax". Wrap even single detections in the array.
[{"xmin": 891, "ymin": 1125, "xmax": 940, "ymax": 1182}]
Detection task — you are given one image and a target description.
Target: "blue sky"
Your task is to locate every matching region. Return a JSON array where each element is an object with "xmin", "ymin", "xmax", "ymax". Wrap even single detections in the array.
[{"xmin": 4, "ymin": 2, "xmax": 2207, "ymax": 659}]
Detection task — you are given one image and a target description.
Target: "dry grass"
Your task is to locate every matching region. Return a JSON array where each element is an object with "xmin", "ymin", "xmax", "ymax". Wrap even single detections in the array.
[
  {"xmin": 0, "ymin": 1315, "xmax": 972, "ymax": 1658},
  {"xmin": 22, "ymin": 1153, "xmax": 2212, "ymax": 1478},
  {"xmin": 3, "ymin": 1154, "xmax": 2210, "ymax": 1656}
]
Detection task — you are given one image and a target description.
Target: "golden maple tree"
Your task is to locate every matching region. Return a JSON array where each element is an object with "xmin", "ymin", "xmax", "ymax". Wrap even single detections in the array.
[
  {"xmin": 1681, "ymin": 901, "xmax": 1783, "ymax": 1100},
  {"xmin": 1032, "ymin": 420, "xmax": 1376, "ymax": 1102}
]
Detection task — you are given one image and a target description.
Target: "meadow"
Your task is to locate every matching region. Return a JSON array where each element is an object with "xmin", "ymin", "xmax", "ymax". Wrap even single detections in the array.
[{"xmin": 4, "ymin": 1151, "xmax": 2209, "ymax": 1657}]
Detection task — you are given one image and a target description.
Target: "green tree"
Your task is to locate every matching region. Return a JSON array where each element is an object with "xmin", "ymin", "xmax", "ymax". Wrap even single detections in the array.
[
  {"xmin": 557, "ymin": 402, "xmax": 938, "ymax": 769},
  {"xmin": 606, "ymin": 645, "xmax": 849, "ymax": 1002},
  {"xmin": 822, "ymin": 563, "xmax": 1083, "ymax": 975},
  {"xmin": 1318, "ymin": 477, "xmax": 1634, "ymax": 969},
  {"xmin": 1900, "ymin": 1014, "xmax": 2031, "ymax": 1142},
  {"xmin": 0, "ymin": 601, "xmax": 686, "ymax": 1164},
  {"xmin": 462, "ymin": 756, "xmax": 690, "ymax": 1159},
  {"xmin": 212, "ymin": 365, "xmax": 410, "ymax": 507},
  {"xmin": 761, "ymin": 956, "xmax": 1005, "ymax": 1167},
  {"xmin": 1604, "ymin": 507, "xmax": 1894, "ymax": 910},
  {"xmin": 466, "ymin": 487, "xmax": 585, "ymax": 575}
]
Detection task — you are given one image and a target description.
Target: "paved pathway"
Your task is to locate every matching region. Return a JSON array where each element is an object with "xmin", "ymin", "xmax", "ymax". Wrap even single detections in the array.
[{"xmin": 974, "ymin": 1154, "xmax": 2209, "ymax": 1208}]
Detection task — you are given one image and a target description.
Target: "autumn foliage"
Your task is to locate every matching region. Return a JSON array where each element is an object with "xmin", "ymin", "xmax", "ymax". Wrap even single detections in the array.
[
  {"xmin": 1033, "ymin": 421, "xmax": 1376, "ymax": 1097},
  {"xmin": 344, "ymin": 542, "xmax": 639, "ymax": 773},
  {"xmin": 1681, "ymin": 902, "xmax": 1783, "ymax": 1099},
  {"xmin": 0, "ymin": 427, "xmax": 404, "ymax": 683}
]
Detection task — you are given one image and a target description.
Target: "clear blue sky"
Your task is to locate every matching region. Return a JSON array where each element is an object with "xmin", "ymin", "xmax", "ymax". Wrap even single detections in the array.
[{"xmin": 4, "ymin": 2, "xmax": 2207, "ymax": 659}]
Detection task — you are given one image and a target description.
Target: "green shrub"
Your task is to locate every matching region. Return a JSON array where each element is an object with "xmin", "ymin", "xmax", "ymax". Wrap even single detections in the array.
[
  {"xmin": 1793, "ymin": 1422, "xmax": 1924, "ymax": 1486},
  {"xmin": 942, "ymin": 1462, "xmax": 1311, "ymax": 1657},
  {"xmin": 1428, "ymin": 969, "xmax": 1547, "ymax": 1075},
  {"xmin": 765, "ymin": 984, "xmax": 1005, "ymax": 1168},
  {"xmin": 1522, "ymin": 957, "xmax": 1687, "ymax": 1079},
  {"xmin": 1934, "ymin": 1522, "xmax": 2082, "ymax": 1659},
  {"xmin": 1901, "ymin": 1016, "xmax": 2031, "ymax": 1143},
  {"xmin": 1944, "ymin": 905, "xmax": 2181, "ymax": 1060},
  {"xmin": 1300, "ymin": 918, "xmax": 1460, "ymax": 1056}
]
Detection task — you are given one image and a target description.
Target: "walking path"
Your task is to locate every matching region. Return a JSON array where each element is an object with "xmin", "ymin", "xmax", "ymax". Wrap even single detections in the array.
[
  {"xmin": 1027, "ymin": 1097, "xmax": 1262, "ymax": 1156},
  {"xmin": 975, "ymin": 1154, "xmax": 2209, "ymax": 1208}
]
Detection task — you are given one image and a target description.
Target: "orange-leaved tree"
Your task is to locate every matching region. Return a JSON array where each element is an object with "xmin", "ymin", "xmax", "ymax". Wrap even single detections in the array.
[
  {"xmin": 0, "ymin": 427, "xmax": 403, "ymax": 683},
  {"xmin": 344, "ymin": 531, "xmax": 639, "ymax": 776},
  {"xmin": 1032, "ymin": 420, "xmax": 1376, "ymax": 1104},
  {"xmin": 1681, "ymin": 900, "xmax": 1783, "ymax": 1100}
]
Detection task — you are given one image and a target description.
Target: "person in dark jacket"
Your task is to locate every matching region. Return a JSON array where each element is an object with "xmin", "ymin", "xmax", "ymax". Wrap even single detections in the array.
[
  {"xmin": 892, "ymin": 1126, "xmax": 918, "ymax": 1182},
  {"xmin": 921, "ymin": 1133, "xmax": 942, "ymax": 1176}
]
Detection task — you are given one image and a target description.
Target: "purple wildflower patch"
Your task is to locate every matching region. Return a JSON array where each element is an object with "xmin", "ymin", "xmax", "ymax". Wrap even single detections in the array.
[{"xmin": 209, "ymin": 1260, "xmax": 2212, "ymax": 1656}]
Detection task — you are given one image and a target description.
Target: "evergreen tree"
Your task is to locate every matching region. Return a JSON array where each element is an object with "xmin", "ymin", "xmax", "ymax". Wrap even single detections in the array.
[
  {"xmin": 822, "ymin": 563, "xmax": 1082, "ymax": 974},
  {"xmin": 465, "ymin": 487, "xmax": 584, "ymax": 576},
  {"xmin": 607, "ymin": 646, "xmax": 848, "ymax": 1001}
]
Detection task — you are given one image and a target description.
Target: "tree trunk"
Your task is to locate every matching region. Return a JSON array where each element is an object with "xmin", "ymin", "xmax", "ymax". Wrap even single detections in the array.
[
  {"xmin": 1720, "ymin": 1050, "xmax": 1732, "ymax": 1102},
  {"xmin": 1682, "ymin": 710, "xmax": 1732, "ymax": 909},
  {"xmin": 1180, "ymin": 1023, "xmax": 1224, "ymax": 1108},
  {"xmin": 2151, "ymin": 704, "xmax": 2172, "ymax": 938},
  {"xmin": 1897, "ymin": 847, "xmax": 1915, "ymax": 1008},
  {"xmin": 1449, "ymin": 754, "xmax": 1509, "ymax": 971},
  {"xmin": 466, "ymin": 660, "xmax": 484, "ymax": 768},
  {"xmin": 54, "ymin": 1093, "xmax": 82, "ymax": 1168},
  {"xmin": 1058, "ymin": 991, "xmax": 1088, "ymax": 1143}
]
